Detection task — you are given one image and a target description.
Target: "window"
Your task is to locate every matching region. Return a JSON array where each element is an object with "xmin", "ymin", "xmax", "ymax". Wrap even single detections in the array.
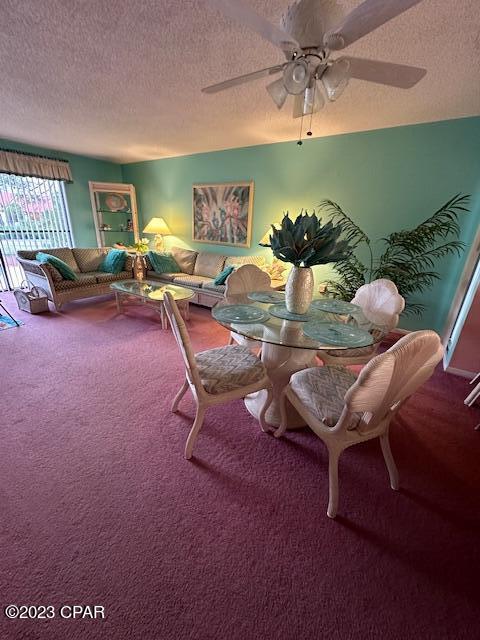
[{"xmin": 0, "ymin": 173, "xmax": 74, "ymax": 289}]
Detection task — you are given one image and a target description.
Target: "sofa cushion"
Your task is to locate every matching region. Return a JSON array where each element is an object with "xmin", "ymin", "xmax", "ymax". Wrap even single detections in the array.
[
  {"xmin": 171, "ymin": 246, "xmax": 198, "ymax": 275},
  {"xmin": 194, "ymin": 252, "xmax": 226, "ymax": 278},
  {"xmin": 124, "ymin": 254, "xmax": 134, "ymax": 273},
  {"xmin": 42, "ymin": 263, "xmax": 63, "ymax": 283},
  {"xmin": 99, "ymin": 249, "xmax": 127, "ymax": 274},
  {"xmin": 214, "ymin": 265, "xmax": 235, "ymax": 285},
  {"xmin": 146, "ymin": 271, "xmax": 183, "ymax": 282},
  {"xmin": 40, "ymin": 248, "xmax": 80, "ymax": 272},
  {"xmin": 72, "ymin": 248, "xmax": 108, "ymax": 273},
  {"xmin": 91, "ymin": 271, "xmax": 132, "ymax": 284},
  {"xmin": 54, "ymin": 273, "xmax": 98, "ymax": 290},
  {"xmin": 36, "ymin": 252, "xmax": 78, "ymax": 281},
  {"xmin": 224, "ymin": 255, "xmax": 266, "ymax": 269},
  {"xmin": 203, "ymin": 282, "xmax": 226, "ymax": 294},
  {"xmin": 172, "ymin": 275, "xmax": 214, "ymax": 288},
  {"xmin": 148, "ymin": 251, "xmax": 180, "ymax": 274}
]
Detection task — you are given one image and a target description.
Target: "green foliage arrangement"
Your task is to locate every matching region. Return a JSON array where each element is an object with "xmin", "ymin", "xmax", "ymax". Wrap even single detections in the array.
[
  {"xmin": 318, "ymin": 194, "xmax": 470, "ymax": 315},
  {"xmin": 260, "ymin": 211, "xmax": 352, "ymax": 268}
]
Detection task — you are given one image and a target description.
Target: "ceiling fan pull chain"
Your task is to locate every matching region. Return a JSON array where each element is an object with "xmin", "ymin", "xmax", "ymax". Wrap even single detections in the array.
[
  {"xmin": 307, "ymin": 81, "xmax": 316, "ymax": 137},
  {"xmin": 297, "ymin": 112, "xmax": 304, "ymax": 146}
]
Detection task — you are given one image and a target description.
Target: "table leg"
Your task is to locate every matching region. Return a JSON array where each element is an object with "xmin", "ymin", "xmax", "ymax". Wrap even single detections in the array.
[
  {"xmin": 244, "ymin": 341, "xmax": 316, "ymax": 428},
  {"xmin": 115, "ymin": 292, "xmax": 122, "ymax": 313}
]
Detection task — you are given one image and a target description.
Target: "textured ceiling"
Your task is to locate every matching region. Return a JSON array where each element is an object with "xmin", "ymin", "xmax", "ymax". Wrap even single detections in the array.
[{"xmin": 1, "ymin": 0, "xmax": 479, "ymax": 163}]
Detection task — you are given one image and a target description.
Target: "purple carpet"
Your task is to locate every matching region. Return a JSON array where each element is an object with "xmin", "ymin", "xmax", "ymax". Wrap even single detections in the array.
[{"xmin": 0, "ymin": 293, "xmax": 479, "ymax": 640}]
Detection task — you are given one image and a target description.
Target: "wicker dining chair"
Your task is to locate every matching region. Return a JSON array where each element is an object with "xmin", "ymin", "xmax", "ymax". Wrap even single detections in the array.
[
  {"xmin": 224, "ymin": 264, "xmax": 272, "ymax": 350},
  {"xmin": 276, "ymin": 330, "xmax": 443, "ymax": 518},
  {"xmin": 163, "ymin": 291, "xmax": 273, "ymax": 459},
  {"xmin": 318, "ymin": 279, "xmax": 405, "ymax": 367}
]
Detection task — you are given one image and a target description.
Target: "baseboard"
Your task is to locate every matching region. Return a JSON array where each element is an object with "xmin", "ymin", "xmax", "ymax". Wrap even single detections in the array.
[{"xmin": 445, "ymin": 366, "xmax": 476, "ymax": 380}]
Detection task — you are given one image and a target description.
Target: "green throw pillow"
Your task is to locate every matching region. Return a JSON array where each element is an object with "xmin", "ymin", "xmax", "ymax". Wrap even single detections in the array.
[
  {"xmin": 36, "ymin": 252, "xmax": 78, "ymax": 281},
  {"xmin": 99, "ymin": 249, "xmax": 127, "ymax": 274},
  {"xmin": 148, "ymin": 251, "xmax": 179, "ymax": 274},
  {"xmin": 214, "ymin": 265, "xmax": 235, "ymax": 285}
]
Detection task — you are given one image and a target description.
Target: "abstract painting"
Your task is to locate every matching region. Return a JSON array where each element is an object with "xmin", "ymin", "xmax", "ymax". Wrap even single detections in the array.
[{"xmin": 192, "ymin": 181, "xmax": 254, "ymax": 247}]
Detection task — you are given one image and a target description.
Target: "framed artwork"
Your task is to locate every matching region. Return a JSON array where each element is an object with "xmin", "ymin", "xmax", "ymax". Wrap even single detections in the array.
[
  {"xmin": 192, "ymin": 181, "xmax": 254, "ymax": 248},
  {"xmin": 88, "ymin": 181, "xmax": 139, "ymax": 248},
  {"xmin": 95, "ymin": 191, "xmax": 132, "ymax": 214}
]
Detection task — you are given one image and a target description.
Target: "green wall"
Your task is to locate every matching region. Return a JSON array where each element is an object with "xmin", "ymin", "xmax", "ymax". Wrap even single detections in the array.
[
  {"xmin": 0, "ymin": 138, "xmax": 122, "ymax": 246},
  {"xmin": 121, "ymin": 117, "xmax": 480, "ymax": 333}
]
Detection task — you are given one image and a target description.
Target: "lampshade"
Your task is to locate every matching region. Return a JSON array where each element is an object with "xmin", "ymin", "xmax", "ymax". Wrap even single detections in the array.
[
  {"xmin": 143, "ymin": 217, "xmax": 171, "ymax": 235},
  {"xmin": 259, "ymin": 223, "xmax": 281, "ymax": 246}
]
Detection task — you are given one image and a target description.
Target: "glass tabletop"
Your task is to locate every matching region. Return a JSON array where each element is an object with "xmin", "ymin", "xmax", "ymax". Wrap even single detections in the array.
[
  {"xmin": 110, "ymin": 280, "xmax": 194, "ymax": 302},
  {"xmin": 212, "ymin": 293, "xmax": 388, "ymax": 351}
]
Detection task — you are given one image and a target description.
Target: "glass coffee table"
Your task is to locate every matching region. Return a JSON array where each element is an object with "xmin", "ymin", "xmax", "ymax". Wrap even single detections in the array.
[{"xmin": 110, "ymin": 280, "xmax": 194, "ymax": 329}]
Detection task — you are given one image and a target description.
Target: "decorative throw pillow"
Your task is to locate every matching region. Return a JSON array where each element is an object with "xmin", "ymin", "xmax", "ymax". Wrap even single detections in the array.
[
  {"xmin": 99, "ymin": 249, "xmax": 127, "ymax": 274},
  {"xmin": 148, "ymin": 251, "xmax": 180, "ymax": 274},
  {"xmin": 36, "ymin": 252, "xmax": 78, "ymax": 281},
  {"xmin": 214, "ymin": 265, "xmax": 235, "ymax": 285}
]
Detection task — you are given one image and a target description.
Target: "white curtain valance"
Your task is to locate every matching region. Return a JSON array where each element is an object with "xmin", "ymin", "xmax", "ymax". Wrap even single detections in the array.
[{"xmin": 0, "ymin": 149, "xmax": 73, "ymax": 183}]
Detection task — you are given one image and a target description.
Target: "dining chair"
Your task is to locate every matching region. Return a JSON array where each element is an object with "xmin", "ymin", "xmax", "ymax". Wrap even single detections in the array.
[
  {"xmin": 224, "ymin": 264, "xmax": 272, "ymax": 350},
  {"xmin": 163, "ymin": 292, "xmax": 274, "ymax": 459},
  {"xmin": 318, "ymin": 279, "xmax": 405, "ymax": 367},
  {"xmin": 276, "ymin": 330, "xmax": 444, "ymax": 518}
]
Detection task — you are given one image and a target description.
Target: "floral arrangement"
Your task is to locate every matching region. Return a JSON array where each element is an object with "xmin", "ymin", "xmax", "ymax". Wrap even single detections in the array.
[{"xmin": 133, "ymin": 237, "xmax": 150, "ymax": 254}]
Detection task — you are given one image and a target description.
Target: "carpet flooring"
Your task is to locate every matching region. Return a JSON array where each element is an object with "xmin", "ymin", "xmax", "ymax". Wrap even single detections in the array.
[{"xmin": 0, "ymin": 293, "xmax": 479, "ymax": 640}]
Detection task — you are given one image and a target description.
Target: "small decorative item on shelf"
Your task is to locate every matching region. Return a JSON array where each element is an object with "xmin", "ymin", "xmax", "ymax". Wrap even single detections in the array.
[
  {"xmin": 260, "ymin": 211, "xmax": 352, "ymax": 314},
  {"xmin": 127, "ymin": 218, "xmax": 134, "ymax": 231}
]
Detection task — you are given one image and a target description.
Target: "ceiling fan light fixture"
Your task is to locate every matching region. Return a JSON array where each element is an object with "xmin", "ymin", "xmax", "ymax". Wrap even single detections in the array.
[
  {"xmin": 322, "ymin": 58, "xmax": 350, "ymax": 101},
  {"xmin": 266, "ymin": 77, "xmax": 288, "ymax": 109},
  {"xmin": 283, "ymin": 59, "xmax": 310, "ymax": 95}
]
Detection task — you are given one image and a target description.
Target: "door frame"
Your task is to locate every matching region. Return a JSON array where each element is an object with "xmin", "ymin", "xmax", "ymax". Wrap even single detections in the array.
[{"xmin": 442, "ymin": 223, "xmax": 480, "ymax": 372}]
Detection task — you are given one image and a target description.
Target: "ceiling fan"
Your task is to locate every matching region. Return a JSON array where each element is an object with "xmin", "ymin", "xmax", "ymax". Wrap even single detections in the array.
[{"xmin": 202, "ymin": 0, "xmax": 427, "ymax": 120}]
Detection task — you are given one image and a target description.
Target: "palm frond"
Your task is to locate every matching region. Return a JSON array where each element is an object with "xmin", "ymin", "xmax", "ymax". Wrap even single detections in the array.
[{"xmin": 318, "ymin": 200, "xmax": 370, "ymax": 248}]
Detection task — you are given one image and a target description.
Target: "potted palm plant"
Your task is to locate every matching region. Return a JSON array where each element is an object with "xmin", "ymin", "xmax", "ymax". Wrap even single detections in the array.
[{"xmin": 260, "ymin": 211, "xmax": 352, "ymax": 313}]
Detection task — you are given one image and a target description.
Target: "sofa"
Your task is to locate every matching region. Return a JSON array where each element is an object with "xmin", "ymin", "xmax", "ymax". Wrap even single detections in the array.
[
  {"xmin": 143, "ymin": 246, "xmax": 268, "ymax": 308},
  {"xmin": 17, "ymin": 247, "xmax": 134, "ymax": 310},
  {"xmin": 17, "ymin": 245, "xmax": 271, "ymax": 311}
]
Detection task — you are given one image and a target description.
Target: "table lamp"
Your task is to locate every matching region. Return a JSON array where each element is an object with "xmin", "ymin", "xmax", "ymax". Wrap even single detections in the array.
[
  {"xmin": 259, "ymin": 223, "xmax": 281, "ymax": 246},
  {"xmin": 143, "ymin": 217, "xmax": 172, "ymax": 252}
]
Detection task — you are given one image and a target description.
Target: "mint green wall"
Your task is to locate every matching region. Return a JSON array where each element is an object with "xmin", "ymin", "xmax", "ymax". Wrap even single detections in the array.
[
  {"xmin": 0, "ymin": 139, "xmax": 122, "ymax": 246},
  {"xmin": 122, "ymin": 117, "xmax": 480, "ymax": 333}
]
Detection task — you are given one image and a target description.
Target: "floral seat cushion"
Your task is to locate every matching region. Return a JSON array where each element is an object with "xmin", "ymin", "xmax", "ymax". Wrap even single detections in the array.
[
  {"xmin": 195, "ymin": 345, "xmax": 266, "ymax": 394},
  {"xmin": 289, "ymin": 365, "xmax": 358, "ymax": 427}
]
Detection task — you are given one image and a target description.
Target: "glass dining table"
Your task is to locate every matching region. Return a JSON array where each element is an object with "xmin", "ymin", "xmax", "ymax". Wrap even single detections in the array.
[{"xmin": 212, "ymin": 291, "xmax": 389, "ymax": 429}]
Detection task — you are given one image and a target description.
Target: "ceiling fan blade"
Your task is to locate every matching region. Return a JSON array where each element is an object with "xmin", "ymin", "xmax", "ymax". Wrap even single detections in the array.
[
  {"xmin": 324, "ymin": 0, "xmax": 424, "ymax": 50},
  {"xmin": 266, "ymin": 78, "xmax": 288, "ymax": 109},
  {"xmin": 322, "ymin": 59, "xmax": 350, "ymax": 101},
  {"xmin": 202, "ymin": 65, "xmax": 284, "ymax": 94},
  {"xmin": 342, "ymin": 56, "xmax": 427, "ymax": 88},
  {"xmin": 206, "ymin": 0, "xmax": 299, "ymax": 53},
  {"xmin": 292, "ymin": 82, "xmax": 325, "ymax": 118}
]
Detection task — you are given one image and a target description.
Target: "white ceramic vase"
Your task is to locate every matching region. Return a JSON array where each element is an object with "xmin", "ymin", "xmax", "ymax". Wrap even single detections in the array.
[{"xmin": 285, "ymin": 266, "xmax": 314, "ymax": 314}]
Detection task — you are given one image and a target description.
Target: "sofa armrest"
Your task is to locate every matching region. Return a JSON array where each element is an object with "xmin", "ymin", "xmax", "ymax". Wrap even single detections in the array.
[
  {"xmin": 16, "ymin": 257, "xmax": 56, "ymax": 299},
  {"xmin": 16, "ymin": 257, "xmax": 46, "ymax": 277}
]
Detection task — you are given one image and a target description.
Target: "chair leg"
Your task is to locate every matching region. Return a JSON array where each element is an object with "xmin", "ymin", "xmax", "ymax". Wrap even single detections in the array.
[
  {"xmin": 171, "ymin": 379, "xmax": 189, "ymax": 412},
  {"xmin": 327, "ymin": 447, "xmax": 341, "ymax": 519},
  {"xmin": 258, "ymin": 386, "xmax": 274, "ymax": 433},
  {"xmin": 380, "ymin": 432, "xmax": 399, "ymax": 490},
  {"xmin": 274, "ymin": 389, "xmax": 289, "ymax": 438},
  {"xmin": 228, "ymin": 334, "xmax": 235, "ymax": 345},
  {"xmin": 185, "ymin": 405, "xmax": 206, "ymax": 460}
]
